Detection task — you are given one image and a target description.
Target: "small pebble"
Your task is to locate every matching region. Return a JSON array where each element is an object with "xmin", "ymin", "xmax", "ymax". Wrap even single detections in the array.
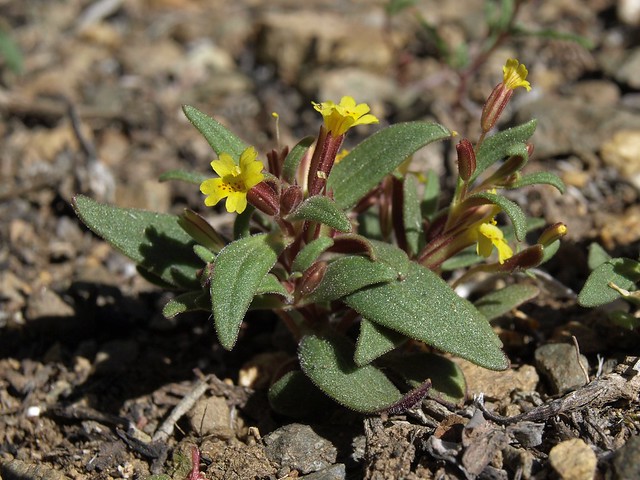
[{"xmin": 549, "ymin": 438, "xmax": 596, "ymax": 480}]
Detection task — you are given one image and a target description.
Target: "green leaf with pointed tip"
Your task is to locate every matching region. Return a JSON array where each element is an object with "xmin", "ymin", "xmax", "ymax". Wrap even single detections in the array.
[
  {"xmin": 282, "ymin": 136, "xmax": 315, "ymax": 184},
  {"xmin": 292, "ymin": 237, "xmax": 334, "ymax": 273},
  {"xmin": 508, "ymin": 171, "xmax": 565, "ymax": 193},
  {"xmin": 540, "ymin": 239, "xmax": 561, "ymax": 264},
  {"xmin": 343, "ymin": 262, "xmax": 508, "ymax": 370},
  {"xmin": 472, "ymin": 120, "xmax": 536, "ymax": 183},
  {"xmin": 469, "ymin": 191, "xmax": 527, "ymax": 242},
  {"xmin": 298, "ymin": 333, "xmax": 402, "ymax": 413},
  {"xmin": 268, "ymin": 370, "xmax": 334, "ymax": 418},
  {"xmin": 368, "ymin": 240, "xmax": 410, "ymax": 279},
  {"xmin": 257, "ymin": 273, "xmax": 292, "ymax": 301},
  {"xmin": 158, "ymin": 169, "xmax": 209, "ymax": 185},
  {"xmin": 474, "ymin": 284, "xmax": 540, "ymax": 321},
  {"xmin": 306, "ymin": 256, "xmax": 397, "ymax": 303},
  {"xmin": 211, "ymin": 233, "xmax": 285, "ymax": 349},
  {"xmin": 286, "ymin": 196, "xmax": 352, "ymax": 233},
  {"xmin": 163, "ymin": 291, "xmax": 208, "ymax": 318},
  {"xmin": 355, "ymin": 318, "xmax": 405, "ymax": 366},
  {"xmin": 72, "ymin": 195, "xmax": 201, "ymax": 288},
  {"xmin": 578, "ymin": 258, "xmax": 640, "ymax": 307},
  {"xmin": 403, "ymin": 174, "xmax": 423, "ymax": 256},
  {"xmin": 587, "ymin": 242, "xmax": 611, "ymax": 270},
  {"xmin": 422, "ymin": 170, "xmax": 440, "ymax": 220},
  {"xmin": 328, "ymin": 122, "xmax": 451, "ymax": 210},
  {"xmin": 193, "ymin": 244, "xmax": 215, "ymax": 263},
  {"xmin": 383, "ymin": 352, "xmax": 466, "ymax": 404},
  {"xmin": 182, "ymin": 105, "xmax": 247, "ymax": 160}
]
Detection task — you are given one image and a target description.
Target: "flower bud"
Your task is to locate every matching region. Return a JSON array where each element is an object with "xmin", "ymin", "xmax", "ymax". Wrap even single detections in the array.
[
  {"xmin": 297, "ymin": 261, "xmax": 327, "ymax": 297},
  {"xmin": 456, "ymin": 138, "xmax": 476, "ymax": 181},
  {"xmin": 280, "ymin": 185, "xmax": 303, "ymax": 215},
  {"xmin": 538, "ymin": 222, "xmax": 568, "ymax": 247},
  {"xmin": 247, "ymin": 181, "xmax": 280, "ymax": 216}
]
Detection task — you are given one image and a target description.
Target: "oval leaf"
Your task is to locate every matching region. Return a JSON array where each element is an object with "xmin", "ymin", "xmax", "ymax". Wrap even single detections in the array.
[
  {"xmin": 182, "ymin": 105, "xmax": 247, "ymax": 160},
  {"xmin": 472, "ymin": 119, "xmax": 537, "ymax": 182},
  {"xmin": 474, "ymin": 284, "xmax": 540, "ymax": 321},
  {"xmin": 306, "ymin": 256, "xmax": 397, "ymax": 303},
  {"xmin": 343, "ymin": 262, "xmax": 508, "ymax": 370},
  {"xmin": 286, "ymin": 196, "xmax": 352, "ymax": 233},
  {"xmin": 292, "ymin": 237, "xmax": 334, "ymax": 273},
  {"xmin": 328, "ymin": 122, "xmax": 451, "ymax": 209},
  {"xmin": 211, "ymin": 233, "xmax": 284, "ymax": 349},
  {"xmin": 298, "ymin": 333, "xmax": 402, "ymax": 413},
  {"xmin": 163, "ymin": 291, "xmax": 208, "ymax": 318},
  {"xmin": 72, "ymin": 195, "xmax": 201, "ymax": 288},
  {"xmin": 355, "ymin": 318, "xmax": 405, "ymax": 366},
  {"xmin": 578, "ymin": 258, "xmax": 640, "ymax": 307},
  {"xmin": 282, "ymin": 136, "xmax": 315, "ymax": 184}
]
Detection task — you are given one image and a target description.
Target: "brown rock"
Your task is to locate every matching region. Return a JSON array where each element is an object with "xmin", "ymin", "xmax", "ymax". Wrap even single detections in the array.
[{"xmin": 549, "ymin": 438, "xmax": 596, "ymax": 480}]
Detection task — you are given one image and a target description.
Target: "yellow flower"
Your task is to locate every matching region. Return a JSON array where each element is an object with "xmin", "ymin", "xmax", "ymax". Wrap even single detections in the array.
[
  {"xmin": 200, "ymin": 146, "xmax": 264, "ymax": 214},
  {"xmin": 312, "ymin": 96, "xmax": 379, "ymax": 136},
  {"xmin": 475, "ymin": 220, "xmax": 513, "ymax": 264},
  {"xmin": 334, "ymin": 148, "xmax": 350, "ymax": 164},
  {"xmin": 502, "ymin": 58, "xmax": 531, "ymax": 91}
]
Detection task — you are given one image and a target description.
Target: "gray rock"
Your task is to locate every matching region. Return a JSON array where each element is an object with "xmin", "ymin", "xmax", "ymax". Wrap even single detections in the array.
[
  {"xmin": 612, "ymin": 435, "xmax": 640, "ymax": 479},
  {"xmin": 300, "ymin": 464, "xmax": 346, "ymax": 480},
  {"xmin": 263, "ymin": 423, "xmax": 337, "ymax": 475},
  {"xmin": 534, "ymin": 343, "xmax": 589, "ymax": 394},
  {"xmin": 615, "ymin": 48, "xmax": 640, "ymax": 89},
  {"xmin": 25, "ymin": 287, "xmax": 75, "ymax": 320},
  {"xmin": 187, "ymin": 396, "xmax": 234, "ymax": 439}
]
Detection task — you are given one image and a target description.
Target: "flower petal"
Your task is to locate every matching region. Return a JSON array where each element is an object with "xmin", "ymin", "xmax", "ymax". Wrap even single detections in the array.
[{"xmin": 211, "ymin": 153, "xmax": 238, "ymax": 177}]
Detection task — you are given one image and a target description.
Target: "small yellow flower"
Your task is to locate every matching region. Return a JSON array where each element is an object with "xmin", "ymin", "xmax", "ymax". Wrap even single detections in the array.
[
  {"xmin": 502, "ymin": 58, "xmax": 531, "ymax": 92},
  {"xmin": 475, "ymin": 220, "xmax": 513, "ymax": 264},
  {"xmin": 312, "ymin": 96, "xmax": 378, "ymax": 136},
  {"xmin": 334, "ymin": 148, "xmax": 350, "ymax": 164},
  {"xmin": 200, "ymin": 146, "xmax": 264, "ymax": 214}
]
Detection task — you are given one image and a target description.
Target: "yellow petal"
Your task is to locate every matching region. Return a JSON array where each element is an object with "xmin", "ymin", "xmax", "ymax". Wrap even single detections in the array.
[{"xmin": 211, "ymin": 153, "xmax": 238, "ymax": 177}]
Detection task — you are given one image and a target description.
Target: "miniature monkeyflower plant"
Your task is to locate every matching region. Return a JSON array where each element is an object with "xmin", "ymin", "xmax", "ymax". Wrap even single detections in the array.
[{"xmin": 73, "ymin": 59, "xmax": 566, "ymax": 415}]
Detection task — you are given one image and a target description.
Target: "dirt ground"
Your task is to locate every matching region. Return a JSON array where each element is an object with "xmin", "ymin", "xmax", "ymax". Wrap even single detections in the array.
[{"xmin": 2, "ymin": 0, "xmax": 640, "ymax": 479}]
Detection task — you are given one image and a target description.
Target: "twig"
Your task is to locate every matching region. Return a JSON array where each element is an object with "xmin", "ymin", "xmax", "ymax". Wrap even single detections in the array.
[
  {"xmin": 572, "ymin": 335, "xmax": 590, "ymax": 384},
  {"xmin": 152, "ymin": 375, "xmax": 211, "ymax": 443}
]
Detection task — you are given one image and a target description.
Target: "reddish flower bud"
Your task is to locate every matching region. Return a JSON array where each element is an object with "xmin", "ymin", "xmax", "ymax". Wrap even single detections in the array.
[
  {"xmin": 247, "ymin": 181, "xmax": 280, "ymax": 216},
  {"xmin": 297, "ymin": 261, "xmax": 327, "ymax": 297},
  {"xmin": 280, "ymin": 185, "xmax": 303, "ymax": 215},
  {"xmin": 456, "ymin": 138, "xmax": 476, "ymax": 181},
  {"xmin": 481, "ymin": 83, "xmax": 513, "ymax": 133}
]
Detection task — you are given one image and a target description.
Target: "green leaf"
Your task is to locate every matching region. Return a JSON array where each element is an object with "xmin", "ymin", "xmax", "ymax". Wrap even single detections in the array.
[
  {"xmin": 355, "ymin": 319, "xmax": 405, "ymax": 366},
  {"xmin": 587, "ymin": 242, "xmax": 611, "ymax": 270},
  {"xmin": 383, "ymin": 352, "xmax": 466, "ymax": 404},
  {"xmin": 0, "ymin": 28, "xmax": 23, "ymax": 74},
  {"xmin": 282, "ymin": 136, "xmax": 315, "ymax": 184},
  {"xmin": 508, "ymin": 171, "xmax": 565, "ymax": 194},
  {"xmin": 158, "ymin": 169, "xmax": 209, "ymax": 185},
  {"xmin": 182, "ymin": 105, "xmax": 248, "ymax": 160},
  {"xmin": 474, "ymin": 284, "xmax": 539, "ymax": 321},
  {"xmin": 298, "ymin": 333, "xmax": 402, "ymax": 413},
  {"xmin": 178, "ymin": 209, "xmax": 225, "ymax": 253},
  {"xmin": 211, "ymin": 233, "xmax": 284, "ymax": 349},
  {"xmin": 343, "ymin": 262, "xmax": 508, "ymax": 370},
  {"xmin": 473, "ymin": 120, "xmax": 536, "ymax": 183},
  {"xmin": 328, "ymin": 122, "xmax": 451, "ymax": 209},
  {"xmin": 403, "ymin": 174, "xmax": 423, "ymax": 256},
  {"xmin": 441, "ymin": 247, "xmax": 483, "ymax": 271},
  {"xmin": 421, "ymin": 170, "xmax": 441, "ymax": 220},
  {"xmin": 306, "ymin": 256, "xmax": 397, "ymax": 303},
  {"xmin": 72, "ymin": 195, "xmax": 201, "ymax": 288},
  {"xmin": 357, "ymin": 210, "xmax": 384, "ymax": 240},
  {"xmin": 512, "ymin": 25, "xmax": 594, "ymax": 50},
  {"xmin": 368, "ymin": 240, "xmax": 410, "ymax": 279},
  {"xmin": 268, "ymin": 370, "xmax": 334, "ymax": 418},
  {"xmin": 193, "ymin": 244, "xmax": 215, "ymax": 263},
  {"xmin": 608, "ymin": 311, "xmax": 640, "ymax": 330},
  {"xmin": 540, "ymin": 239, "xmax": 561, "ymax": 264},
  {"xmin": 162, "ymin": 291, "xmax": 208, "ymax": 318},
  {"xmin": 469, "ymin": 191, "xmax": 527, "ymax": 241},
  {"xmin": 257, "ymin": 273, "xmax": 292, "ymax": 301},
  {"xmin": 292, "ymin": 237, "xmax": 334, "ymax": 273},
  {"xmin": 578, "ymin": 258, "xmax": 640, "ymax": 308},
  {"xmin": 286, "ymin": 196, "xmax": 352, "ymax": 233}
]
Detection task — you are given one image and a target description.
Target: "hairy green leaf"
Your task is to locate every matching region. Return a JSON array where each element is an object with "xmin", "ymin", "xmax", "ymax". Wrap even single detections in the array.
[
  {"xmin": 211, "ymin": 234, "xmax": 284, "ymax": 349},
  {"xmin": 158, "ymin": 169, "xmax": 209, "ymax": 185},
  {"xmin": 163, "ymin": 291, "xmax": 208, "ymax": 318},
  {"xmin": 403, "ymin": 174, "xmax": 423, "ymax": 256},
  {"xmin": 343, "ymin": 262, "xmax": 508, "ymax": 370},
  {"xmin": 587, "ymin": 242, "xmax": 611, "ymax": 270},
  {"xmin": 469, "ymin": 191, "xmax": 527, "ymax": 242},
  {"xmin": 282, "ymin": 136, "xmax": 315, "ymax": 183},
  {"xmin": 328, "ymin": 122, "xmax": 451, "ymax": 209},
  {"xmin": 257, "ymin": 273, "xmax": 292, "ymax": 301},
  {"xmin": 578, "ymin": 258, "xmax": 640, "ymax": 307},
  {"xmin": 508, "ymin": 171, "xmax": 565, "ymax": 194},
  {"xmin": 474, "ymin": 284, "xmax": 539, "ymax": 321},
  {"xmin": 422, "ymin": 169, "xmax": 440, "ymax": 220},
  {"xmin": 182, "ymin": 105, "xmax": 247, "ymax": 159},
  {"xmin": 306, "ymin": 256, "xmax": 397, "ymax": 303},
  {"xmin": 355, "ymin": 319, "xmax": 405, "ymax": 366},
  {"xmin": 298, "ymin": 333, "xmax": 402, "ymax": 413},
  {"xmin": 72, "ymin": 195, "xmax": 201, "ymax": 288},
  {"xmin": 286, "ymin": 196, "xmax": 352, "ymax": 233},
  {"xmin": 368, "ymin": 240, "xmax": 410, "ymax": 279},
  {"xmin": 292, "ymin": 237, "xmax": 334, "ymax": 273}
]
